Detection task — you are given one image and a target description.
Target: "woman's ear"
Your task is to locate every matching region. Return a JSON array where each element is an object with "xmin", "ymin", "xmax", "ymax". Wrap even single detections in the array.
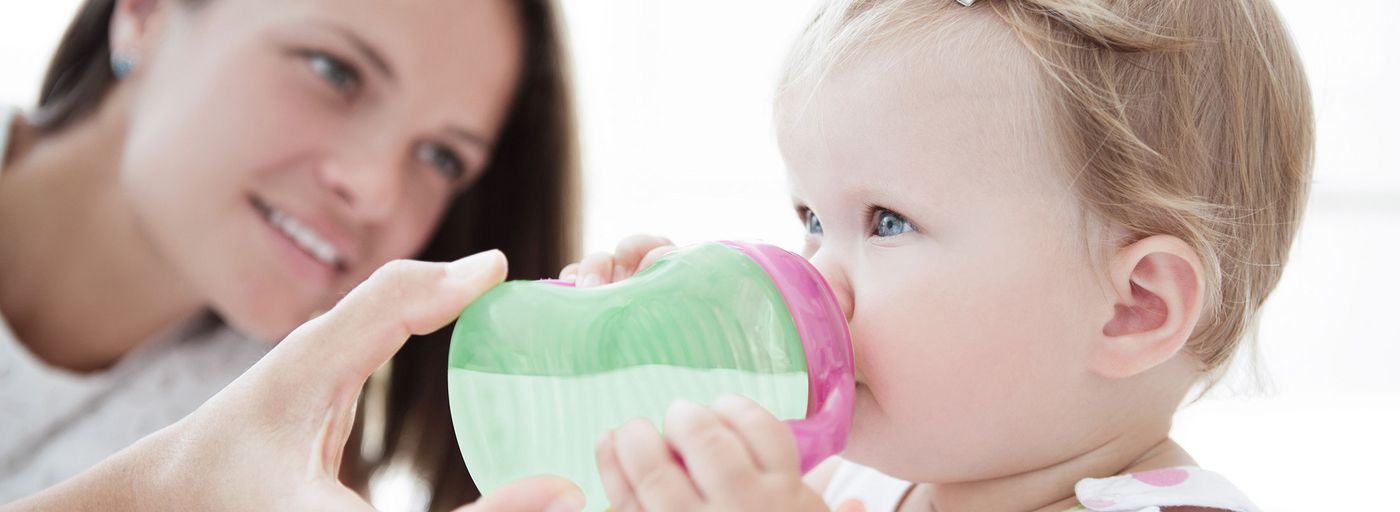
[
  {"xmin": 109, "ymin": 0, "xmax": 168, "ymax": 72},
  {"xmin": 1090, "ymin": 235, "xmax": 1206, "ymax": 379}
]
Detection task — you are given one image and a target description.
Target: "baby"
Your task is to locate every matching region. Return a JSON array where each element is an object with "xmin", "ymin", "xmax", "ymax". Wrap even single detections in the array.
[{"xmin": 563, "ymin": 0, "xmax": 1312, "ymax": 510}]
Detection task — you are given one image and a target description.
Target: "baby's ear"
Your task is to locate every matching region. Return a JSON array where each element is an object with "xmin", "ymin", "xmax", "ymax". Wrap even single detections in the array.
[{"xmin": 1089, "ymin": 235, "xmax": 1206, "ymax": 379}]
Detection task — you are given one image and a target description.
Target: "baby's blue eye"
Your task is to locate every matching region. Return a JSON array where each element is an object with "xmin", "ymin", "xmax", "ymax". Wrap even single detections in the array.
[
  {"xmin": 873, "ymin": 209, "xmax": 914, "ymax": 237},
  {"xmin": 804, "ymin": 209, "xmax": 824, "ymax": 236}
]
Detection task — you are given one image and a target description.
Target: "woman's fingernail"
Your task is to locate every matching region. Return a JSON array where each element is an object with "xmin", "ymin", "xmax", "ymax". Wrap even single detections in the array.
[
  {"xmin": 545, "ymin": 489, "xmax": 586, "ymax": 512},
  {"xmin": 447, "ymin": 250, "xmax": 505, "ymax": 280},
  {"xmin": 614, "ymin": 264, "xmax": 628, "ymax": 280}
]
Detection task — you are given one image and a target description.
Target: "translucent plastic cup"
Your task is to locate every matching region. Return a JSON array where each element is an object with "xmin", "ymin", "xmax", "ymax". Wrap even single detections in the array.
[{"xmin": 447, "ymin": 241, "xmax": 854, "ymax": 510}]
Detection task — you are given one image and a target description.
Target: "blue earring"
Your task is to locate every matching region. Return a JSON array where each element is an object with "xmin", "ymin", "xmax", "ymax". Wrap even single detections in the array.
[{"xmin": 111, "ymin": 54, "xmax": 136, "ymax": 79}]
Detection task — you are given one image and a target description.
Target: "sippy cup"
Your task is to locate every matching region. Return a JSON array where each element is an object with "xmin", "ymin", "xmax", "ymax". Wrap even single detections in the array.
[{"xmin": 447, "ymin": 241, "xmax": 854, "ymax": 510}]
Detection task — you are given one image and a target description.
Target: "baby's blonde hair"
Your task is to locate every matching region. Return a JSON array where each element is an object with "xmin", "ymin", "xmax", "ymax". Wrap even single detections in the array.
[{"xmin": 781, "ymin": 0, "xmax": 1314, "ymax": 379}]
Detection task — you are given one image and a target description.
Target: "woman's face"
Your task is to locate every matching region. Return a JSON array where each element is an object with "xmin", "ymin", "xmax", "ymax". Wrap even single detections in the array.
[{"xmin": 116, "ymin": 0, "xmax": 523, "ymax": 341}]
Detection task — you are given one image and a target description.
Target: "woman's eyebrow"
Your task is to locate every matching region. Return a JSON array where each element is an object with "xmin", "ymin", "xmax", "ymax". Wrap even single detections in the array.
[
  {"xmin": 447, "ymin": 127, "xmax": 491, "ymax": 150},
  {"xmin": 313, "ymin": 20, "xmax": 395, "ymax": 84},
  {"xmin": 303, "ymin": 20, "xmax": 492, "ymax": 153}
]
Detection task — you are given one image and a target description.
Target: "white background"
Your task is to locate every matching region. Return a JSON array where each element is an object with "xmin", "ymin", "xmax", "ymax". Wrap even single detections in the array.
[{"xmin": 3, "ymin": 1, "xmax": 1397, "ymax": 509}]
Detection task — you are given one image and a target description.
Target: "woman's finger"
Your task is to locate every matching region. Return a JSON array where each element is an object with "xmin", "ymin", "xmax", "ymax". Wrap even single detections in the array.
[
  {"xmin": 260, "ymin": 250, "xmax": 507, "ymax": 395},
  {"xmin": 612, "ymin": 418, "xmax": 702, "ymax": 510},
  {"xmin": 662, "ymin": 400, "xmax": 761, "ymax": 499},
  {"xmin": 574, "ymin": 252, "xmax": 615, "ymax": 288},
  {"xmin": 612, "ymin": 235, "xmax": 674, "ymax": 279},
  {"xmin": 712, "ymin": 395, "xmax": 800, "ymax": 474},
  {"xmin": 595, "ymin": 431, "xmax": 639, "ymax": 511}
]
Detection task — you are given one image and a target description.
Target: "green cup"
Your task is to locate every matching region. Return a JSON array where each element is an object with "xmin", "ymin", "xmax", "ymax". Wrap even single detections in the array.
[{"xmin": 448, "ymin": 241, "xmax": 854, "ymax": 510}]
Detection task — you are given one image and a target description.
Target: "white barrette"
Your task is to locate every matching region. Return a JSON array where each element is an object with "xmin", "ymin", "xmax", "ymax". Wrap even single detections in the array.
[{"xmin": 956, "ymin": 0, "xmax": 976, "ymax": 5}]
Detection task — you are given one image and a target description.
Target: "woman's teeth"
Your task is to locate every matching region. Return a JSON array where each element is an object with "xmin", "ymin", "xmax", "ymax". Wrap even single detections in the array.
[{"xmin": 265, "ymin": 207, "xmax": 342, "ymax": 268}]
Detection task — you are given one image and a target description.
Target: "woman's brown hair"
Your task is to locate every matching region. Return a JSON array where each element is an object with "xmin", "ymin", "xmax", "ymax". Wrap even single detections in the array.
[{"xmin": 36, "ymin": 1, "xmax": 579, "ymax": 510}]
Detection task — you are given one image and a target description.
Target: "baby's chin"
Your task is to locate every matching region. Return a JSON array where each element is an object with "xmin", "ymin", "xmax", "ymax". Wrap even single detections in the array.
[
  {"xmin": 840, "ymin": 390, "xmax": 1013, "ymax": 485},
  {"xmin": 840, "ymin": 437, "xmax": 973, "ymax": 486},
  {"xmin": 840, "ymin": 385, "xmax": 905, "ymax": 473},
  {"xmin": 839, "ymin": 437, "xmax": 932, "ymax": 483}
]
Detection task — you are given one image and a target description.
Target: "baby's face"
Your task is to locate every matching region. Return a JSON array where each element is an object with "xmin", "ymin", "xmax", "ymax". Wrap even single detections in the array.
[{"xmin": 776, "ymin": 26, "xmax": 1120, "ymax": 482}]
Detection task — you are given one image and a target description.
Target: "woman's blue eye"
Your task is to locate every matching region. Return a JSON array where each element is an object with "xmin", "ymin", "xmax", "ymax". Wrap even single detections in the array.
[
  {"xmin": 416, "ymin": 143, "xmax": 467, "ymax": 184},
  {"xmin": 307, "ymin": 52, "xmax": 360, "ymax": 94},
  {"xmin": 804, "ymin": 209, "xmax": 824, "ymax": 236},
  {"xmin": 873, "ymin": 209, "xmax": 914, "ymax": 237}
]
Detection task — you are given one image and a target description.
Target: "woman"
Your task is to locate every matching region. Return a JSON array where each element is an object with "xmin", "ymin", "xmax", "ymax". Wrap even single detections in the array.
[{"xmin": 0, "ymin": 0, "xmax": 576, "ymax": 508}]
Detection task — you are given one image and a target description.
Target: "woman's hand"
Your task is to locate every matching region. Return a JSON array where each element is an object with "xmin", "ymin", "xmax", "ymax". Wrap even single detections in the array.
[
  {"xmin": 559, "ymin": 235, "xmax": 676, "ymax": 287},
  {"xmin": 594, "ymin": 396, "xmax": 860, "ymax": 512},
  {"xmin": 5, "ymin": 251, "xmax": 585, "ymax": 512}
]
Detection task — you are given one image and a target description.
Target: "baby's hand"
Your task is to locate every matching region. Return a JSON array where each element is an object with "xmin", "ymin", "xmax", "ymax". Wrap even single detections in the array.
[
  {"xmin": 559, "ymin": 234, "xmax": 676, "ymax": 288},
  {"xmin": 595, "ymin": 396, "xmax": 841, "ymax": 512}
]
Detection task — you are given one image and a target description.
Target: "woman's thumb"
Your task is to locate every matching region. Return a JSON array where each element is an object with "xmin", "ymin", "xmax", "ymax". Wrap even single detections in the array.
[
  {"xmin": 264, "ymin": 250, "xmax": 507, "ymax": 390},
  {"xmin": 452, "ymin": 476, "xmax": 586, "ymax": 512}
]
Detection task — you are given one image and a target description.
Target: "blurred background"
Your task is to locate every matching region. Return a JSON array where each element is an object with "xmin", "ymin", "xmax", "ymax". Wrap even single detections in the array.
[{"xmin": 3, "ymin": 1, "xmax": 1396, "ymax": 509}]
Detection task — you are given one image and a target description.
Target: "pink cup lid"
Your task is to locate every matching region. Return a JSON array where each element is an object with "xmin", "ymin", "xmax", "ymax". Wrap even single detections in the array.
[{"xmin": 720, "ymin": 241, "xmax": 854, "ymax": 473}]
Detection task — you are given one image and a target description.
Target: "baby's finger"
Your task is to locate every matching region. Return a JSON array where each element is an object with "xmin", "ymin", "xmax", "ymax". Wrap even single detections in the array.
[
  {"xmin": 613, "ymin": 418, "xmax": 702, "ymax": 510},
  {"xmin": 596, "ymin": 431, "xmax": 639, "ymax": 511},
  {"xmin": 835, "ymin": 499, "xmax": 867, "ymax": 512},
  {"xmin": 453, "ymin": 475, "xmax": 585, "ymax": 512},
  {"xmin": 575, "ymin": 252, "xmax": 616, "ymax": 288},
  {"xmin": 663, "ymin": 400, "xmax": 760, "ymax": 499},
  {"xmin": 612, "ymin": 235, "xmax": 674, "ymax": 279},
  {"xmin": 713, "ymin": 395, "xmax": 800, "ymax": 474},
  {"xmin": 559, "ymin": 263, "xmax": 581, "ymax": 282},
  {"xmin": 634, "ymin": 245, "xmax": 678, "ymax": 276}
]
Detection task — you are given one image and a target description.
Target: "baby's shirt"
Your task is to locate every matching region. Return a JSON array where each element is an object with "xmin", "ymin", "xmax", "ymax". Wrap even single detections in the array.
[{"xmin": 822, "ymin": 459, "xmax": 1260, "ymax": 512}]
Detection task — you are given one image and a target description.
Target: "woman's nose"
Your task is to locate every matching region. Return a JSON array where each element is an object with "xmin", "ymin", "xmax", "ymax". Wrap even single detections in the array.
[
  {"xmin": 320, "ymin": 143, "xmax": 403, "ymax": 221},
  {"xmin": 808, "ymin": 250, "xmax": 854, "ymax": 322}
]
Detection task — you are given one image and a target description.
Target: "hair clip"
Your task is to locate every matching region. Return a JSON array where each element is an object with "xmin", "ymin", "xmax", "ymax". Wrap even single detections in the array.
[{"xmin": 956, "ymin": 0, "xmax": 976, "ymax": 5}]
